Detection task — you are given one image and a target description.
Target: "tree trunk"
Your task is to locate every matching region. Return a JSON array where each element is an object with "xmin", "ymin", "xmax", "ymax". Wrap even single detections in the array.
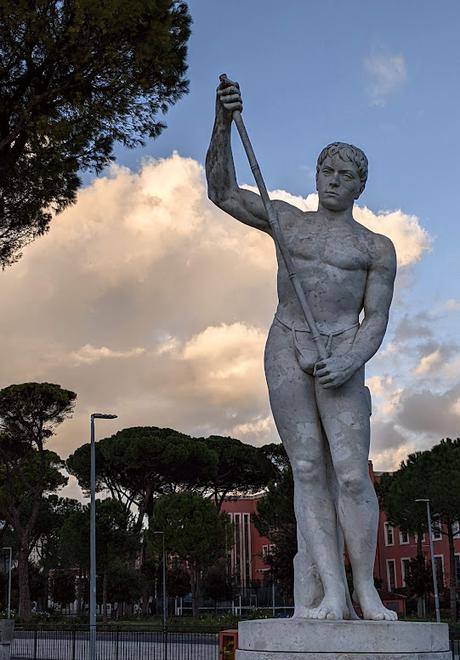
[
  {"xmin": 76, "ymin": 567, "xmax": 82, "ymax": 615},
  {"xmin": 447, "ymin": 521, "xmax": 457, "ymax": 621},
  {"xmin": 139, "ymin": 540, "xmax": 151, "ymax": 616},
  {"xmin": 190, "ymin": 566, "xmax": 201, "ymax": 618},
  {"xmin": 17, "ymin": 544, "xmax": 32, "ymax": 621},
  {"xmin": 102, "ymin": 571, "xmax": 108, "ymax": 623},
  {"xmin": 42, "ymin": 567, "xmax": 50, "ymax": 612}
]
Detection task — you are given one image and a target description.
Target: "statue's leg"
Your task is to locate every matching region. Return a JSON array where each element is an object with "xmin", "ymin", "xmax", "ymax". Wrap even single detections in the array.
[
  {"xmin": 264, "ymin": 322, "xmax": 348, "ymax": 620},
  {"xmin": 315, "ymin": 366, "xmax": 397, "ymax": 621},
  {"xmin": 293, "ymin": 525, "xmax": 323, "ymax": 617}
]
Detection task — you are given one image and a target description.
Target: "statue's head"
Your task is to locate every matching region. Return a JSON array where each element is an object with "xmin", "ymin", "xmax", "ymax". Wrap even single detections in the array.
[{"xmin": 316, "ymin": 142, "xmax": 368, "ymax": 211}]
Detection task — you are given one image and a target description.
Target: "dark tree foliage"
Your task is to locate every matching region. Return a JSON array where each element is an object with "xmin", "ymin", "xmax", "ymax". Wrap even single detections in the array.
[
  {"xmin": 200, "ymin": 435, "xmax": 277, "ymax": 508},
  {"xmin": 254, "ymin": 444, "xmax": 296, "ymax": 598},
  {"xmin": 0, "ymin": 0, "xmax": 191, "ymax": 266},
  {"xmin": 67, "ymin": 426, "xmax": 217, "ymax": 527},
  {"xmin": 0, "ymin": 382, "xmax": 76, "ymax": 621},
  {"xmin": 151, "ymin": 492, "xmax": 231, "ymax": 617},
  {"xmin": 50, "ymin": 569, "xmax": 76, "ymax": 608},
  {"xmin": 405, "ymin": 554, "xmax": 433, "ymax": 600},
  {"xmin": 202, "ymin": 559, "xmax": 233, "ymax": 603},
  {"xmin": 59, "ymin": 498, "xmax": 139, "ymax": 621},
  {"xmin": 105, "ymin": 562, "xmax": 141, "ymax": 607},
  {"xmin": 166, "ymin": 559, "xmax": 190, "ymax": 599}
]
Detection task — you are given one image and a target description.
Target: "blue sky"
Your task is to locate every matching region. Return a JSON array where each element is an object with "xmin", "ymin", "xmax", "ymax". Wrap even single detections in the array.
[
  {"xmin": 115, "ymin": 0, "xmax": 459, "ymax": 314},
  {"xmin": 1, "ymin": 1, "xmax": 459, "ymax": 478}
]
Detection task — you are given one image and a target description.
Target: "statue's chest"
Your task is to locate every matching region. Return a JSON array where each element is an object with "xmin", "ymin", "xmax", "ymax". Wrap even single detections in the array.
[{"xmin": 283, "ymin": 227, "xmax": 370, "ymax": 272}]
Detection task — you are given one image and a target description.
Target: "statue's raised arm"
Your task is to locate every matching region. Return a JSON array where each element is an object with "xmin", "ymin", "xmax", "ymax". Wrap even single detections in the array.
[{"xmin": 205, "ymin": 77, "xmax": 274, "ymax": 235}]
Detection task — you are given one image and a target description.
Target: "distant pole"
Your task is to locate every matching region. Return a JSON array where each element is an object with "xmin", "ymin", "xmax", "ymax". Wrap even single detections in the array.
[
  {"xmin": 416, "ymin": 498, "xmax": 441, "ymax": 623},
  {"xmin": 90, "ymin": 413, "xmax": 117, "ymax": 660},
  {"xmin": 162, "ymin": 534, "xmax": 167, "ymax": 629},
  {"xmin": 2, "ymin": 547, "xmax": 12, "ymax": 618},
  {"xmin": 272, "ymin": 579, "xmax": 275, "ymax": 617}
]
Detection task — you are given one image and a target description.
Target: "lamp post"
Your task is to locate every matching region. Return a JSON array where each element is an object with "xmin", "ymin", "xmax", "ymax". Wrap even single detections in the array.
[
  {"xmin": 415, "ymin": 498, "xmax": 441, "ymax": 623},
  {"xmin": 153, "ymin": 531, "xmax": 167, "ymax": 629},
  {"xmin": 1, "ymin": 547, "xmax": 12, "ymax": 618},
  {"xmin": 90, "ymin": 413, "xmax": 117, "ymax": 660}
]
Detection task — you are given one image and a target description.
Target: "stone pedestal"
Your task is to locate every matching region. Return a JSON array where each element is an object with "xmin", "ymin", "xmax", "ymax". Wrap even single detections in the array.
[{"xmin": 236, "ymin": 618, "xmax": 450, "ymax": 660}]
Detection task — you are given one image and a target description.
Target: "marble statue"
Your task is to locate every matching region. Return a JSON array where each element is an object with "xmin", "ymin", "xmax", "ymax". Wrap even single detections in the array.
[{"xmin": 206, "ymin": 78, "xmax": 398, "ymax": 622}]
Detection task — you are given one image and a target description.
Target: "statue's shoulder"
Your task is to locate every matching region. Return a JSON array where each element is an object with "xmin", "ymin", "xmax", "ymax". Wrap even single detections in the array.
[
  {"xmin": 273, "ymin": 199, "xmax": 313, "ymax": 229},
  {"xmin": 352, "ymin": 221, "xmax": 396, "ymax": 269}
]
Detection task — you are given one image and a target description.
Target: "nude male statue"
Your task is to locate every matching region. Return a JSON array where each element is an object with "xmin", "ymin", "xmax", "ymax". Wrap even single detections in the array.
[{"xmin": 206, "ymin": 79, "xmax": 397, "ymax": 621}]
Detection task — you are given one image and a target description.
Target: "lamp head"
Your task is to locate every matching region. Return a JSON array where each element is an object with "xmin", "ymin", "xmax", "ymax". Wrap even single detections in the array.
[{"xmin": 91, "ymin": 413, "xmax": 118, "ymax": 420}]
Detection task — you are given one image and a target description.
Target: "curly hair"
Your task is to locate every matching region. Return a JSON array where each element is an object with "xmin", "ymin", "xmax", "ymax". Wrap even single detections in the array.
[{"xmin": 316, "ymin": 142, "xmax": 368, "ymax": 188}]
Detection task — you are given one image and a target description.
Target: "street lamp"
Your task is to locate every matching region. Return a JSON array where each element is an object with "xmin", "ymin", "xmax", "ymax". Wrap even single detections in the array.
[
  {"xmin": 90, "ymin": 413, "xmax": 117, "ymax": 660},
  {"xmin": 1, "ymin": 547, "xmax": 12, "ymax": 618},
  {"xmin": 415, "ymin": 498, "xmax": 441, "ymax": 623},
  {"xmin": 153, "ymin": 531, "xmax": 167, "ymax": 629}
]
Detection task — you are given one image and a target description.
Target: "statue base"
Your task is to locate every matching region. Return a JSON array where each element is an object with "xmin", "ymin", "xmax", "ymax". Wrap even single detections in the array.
[{"xmin": 236, "ymin": 618, "xmax": 450, "ymax": 660}]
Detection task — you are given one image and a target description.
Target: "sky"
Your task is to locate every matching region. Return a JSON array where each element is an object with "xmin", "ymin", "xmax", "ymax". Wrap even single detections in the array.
[{"xmin": 1, "ymin": 1, "xmax": 459, "ymax": 498}]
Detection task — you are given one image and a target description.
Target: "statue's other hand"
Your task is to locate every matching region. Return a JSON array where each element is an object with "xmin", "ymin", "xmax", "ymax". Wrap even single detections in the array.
[
  {"xmin": 314, "ymin": 354, "xmax": 358, "ymax": 389},
  {"xmin": 217, "ymin": 78, "xmax": 243, "ymax": 113}
]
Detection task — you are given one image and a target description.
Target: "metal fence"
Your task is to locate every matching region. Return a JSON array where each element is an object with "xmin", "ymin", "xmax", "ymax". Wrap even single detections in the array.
[
  {"xmin": 12, "ymin": 627, "xmax": 460, "ymax": 660},
  {"xmin": 11, "ymin": 628, "xmax": 219, "ymax": 660}
]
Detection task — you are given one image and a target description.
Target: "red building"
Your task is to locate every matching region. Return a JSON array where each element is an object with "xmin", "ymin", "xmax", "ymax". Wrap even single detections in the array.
[
  {"xmin": 221, "ymin": 495, "xmax": 272, "ymax": 587},
  {"xmin": 222, "ymin": 465, "xmax": 460, "ymax": 600},
  {"xmin": 370, "ymin": 462, "xmax": 460, "ymax": 595}
]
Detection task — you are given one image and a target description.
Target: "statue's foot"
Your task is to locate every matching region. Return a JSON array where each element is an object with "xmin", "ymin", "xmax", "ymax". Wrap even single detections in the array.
[
  {"xmin": 292, "ymin": 605, "xmax": 312, "ymax": 619},
  {"xmin": 307, "ymin": 593, "xmax": 349, "ymax": 621},
  {"xmin": 355, "ymin": 584, "xmax": 398, "ymax": 621}
]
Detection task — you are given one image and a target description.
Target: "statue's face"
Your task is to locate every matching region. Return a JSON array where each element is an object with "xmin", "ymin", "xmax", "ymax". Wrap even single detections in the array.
[{"xmin": 316, "ymin": 154, "xmax": 363, "ymax": 212}]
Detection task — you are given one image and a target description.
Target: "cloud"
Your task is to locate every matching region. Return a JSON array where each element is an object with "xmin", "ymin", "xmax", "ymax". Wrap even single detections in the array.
[
  {"xmin": 394, "ymin": 312, "xmax": 433, "ymax": 342},
  {"xmin": 0, "ymin": 153, "xmax": 437, "ymax": 482},
  {"xmin": 445, "ymin": 298, "xmax": 460, "ymax": 312},
  {"xmin": 69, "ymin": 345, "xmax": 144, "ymax": 366},
  {"xmin": 396, "ymin": 384, "xmax": 460, "ymax": 437},
  {"xmin": 178, "ymin": 322, "xmax": 268, "ymax": 406},
  {"xmin": 231, "ymin": 415, "xmax": 276, "ymax": 447},
  {"xmin": 364, "ymin": 54, "xmax": 407, "ymax": 106},
  {"xmin": 353, "ymin": 207, "xmax": 431, "ymax": 267},
  {"xmin": 414, "ymin": 349, "xmax": 442, "ymax": 375}
]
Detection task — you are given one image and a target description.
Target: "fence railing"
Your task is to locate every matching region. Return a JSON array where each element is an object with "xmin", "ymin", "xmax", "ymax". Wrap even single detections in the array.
[
  {"xmin": 11, "ymin": 628, "xmax": 219, "ymax": 660},
  {"xmin": 12, "ymin": 626, "xmax": 460, "ymax": 660}
]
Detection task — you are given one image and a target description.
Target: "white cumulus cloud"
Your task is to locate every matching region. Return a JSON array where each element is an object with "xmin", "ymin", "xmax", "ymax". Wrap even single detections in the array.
[{"xmin": 0, "ymin": 153, "xmax": 436, "ymax": 473}]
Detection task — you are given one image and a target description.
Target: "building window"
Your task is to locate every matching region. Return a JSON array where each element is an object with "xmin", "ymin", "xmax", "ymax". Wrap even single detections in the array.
[
  {"xmin": 431, "ymin": 521, "xmax": 442, "ymax": 541},
  {"xmin": 401, "ymin": 558, "xmax": 411, "ymax": 587},
  {"xmin": 434, "ymin": 555, "xmax": 444, "ymax": 590},
  {"xmin": 262, "ymin": 544, "xmax": 275, "ymax": 559},
  {"xmin": 415, "ymin": 531, "xmax": 425, "ymax": 543},
  {"xmin": 384, "ymin": 523, "xmax": 394, "ymax": 546},
  {"xmin": 234, "ymin": 513, "xmax": 241, "ymax": 585},
  {"xmin": 386, "ymin": 559, "xmax": 396, "ymax": 592},
  {"xmin": 399, "ymin": 530, "xmax": 409, "ymax": 545},
  {"xmin": 452, "ymin": 521, "xmax": 460, "ymax": 538},
  {"xmin": 243, "ymin": 513, "xmax": 251, "ymax": 587}
]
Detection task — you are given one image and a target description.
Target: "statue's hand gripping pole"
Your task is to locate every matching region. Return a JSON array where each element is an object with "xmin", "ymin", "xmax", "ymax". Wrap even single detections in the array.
[{"xmin": 219, "ymin": 74, "xmax": 328, "ymax": 363}]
